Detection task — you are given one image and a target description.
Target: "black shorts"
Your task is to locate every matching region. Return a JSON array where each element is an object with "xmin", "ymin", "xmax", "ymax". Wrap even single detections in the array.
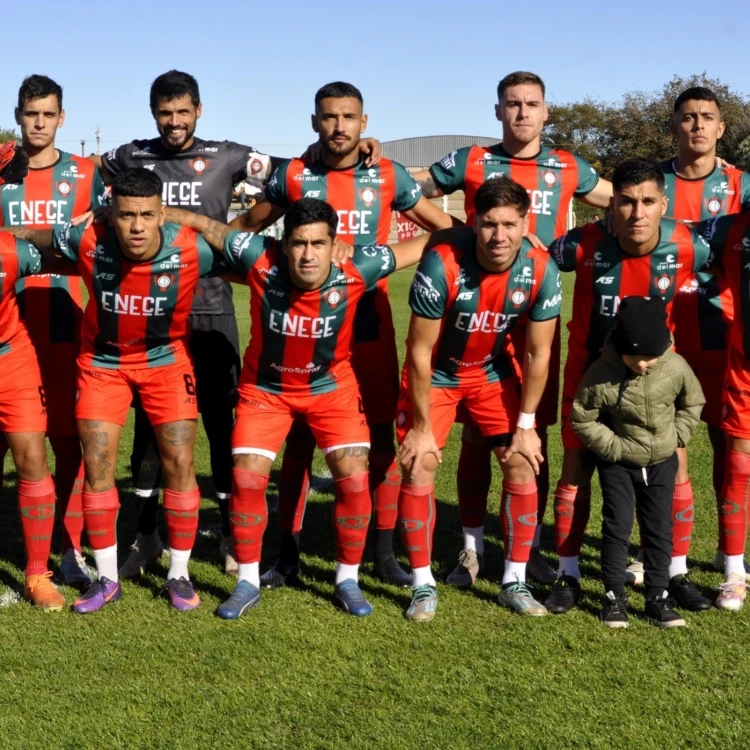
[{"xmin": 188, "ymin": 313, "xmax": 241, "ymax": 413}]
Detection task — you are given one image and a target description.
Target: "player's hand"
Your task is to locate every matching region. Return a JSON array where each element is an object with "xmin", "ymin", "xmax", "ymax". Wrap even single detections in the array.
[
  {"xmin": 332, "ymin": 241, "xmax": 354, "ymax": 267},
  {"xmin": 70, "ymin": 210, "xmax": 94, "ymax": 229},
  {"xmin": 300, "ymin": 142, "xmax": 322, "ymax": 163},
  {"xmin": 359, "ymin": 137, "xmax": 382, "ymax": 167},
  {"xmin": 500, "ymin": 427, "xmax": 544, "ymax": 475},
  {"xmin": 524, "ymin": 231, "xmax": 546, "ymax": 250},
  {"xmin": 716, "ymin": 156, "xmax": 735, "ymax": 170},
  {"xmin": 0, "ymin": 141, "xmax": 29, "ymax": 185},
  {"xmin": 398, "ymin": 428, "xmax": 442, "ymax": 481}
]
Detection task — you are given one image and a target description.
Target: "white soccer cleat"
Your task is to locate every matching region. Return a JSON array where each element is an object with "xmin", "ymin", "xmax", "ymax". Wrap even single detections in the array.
[{"xmin": 715, "ymin": 573, "xmax": 747, "ymax": 612}]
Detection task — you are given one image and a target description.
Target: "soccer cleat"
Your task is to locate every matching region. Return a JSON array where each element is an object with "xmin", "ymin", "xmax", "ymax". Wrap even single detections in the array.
[
  {"xmin": 526, "ymin": 547, "xmax": 558, "ymax": 584},
  {"xmin": 60, "ymin": 548, "xmax": 95, "ymax": 586},
  {"xmin": 715, "ymin": 573, "xmax": 747, "ymax": 611},
  {"xmin": 259, "ymin": 558, "xmax": 300, "ymax": 589},
  {"xmin": 165, "ymin": 577, "xmax": 201, "ymax": 612},
  {"xmin": 712, "ymin": 550, "xmax": 750, "ymax": 583},
  {"xmin": 216, "ymin": 580, "xmax": 261, "ymax": 620},
  {"xmin": 446, "ymin": 549, "xmax": 484, "ymax": 588},
  {"xmin": 544, "ymin": 574, "xmax": 581, "ymax": 614},
  {"xmin": 219, "ymin": 536, "xmax": 239, "ymax": 576},
  {"xmin": 119, "ymin": 531, "xmax": 165, "ymax": 579},
  {"xmin": 73, "ymin": 577, "xmax": 122, "ymax": 614},
  {"xmin": 600, "ymin": 591, "xmax": 629, "ymax": 628},
  {"xmin": 374, "ymin": 554, "xmax": 412, "ymax": 587},
  {"xmin": 405, "ymin": 584, "xmax": 437, "ymax": 622},
  {"xmin": 625, "ymin": 557, "xmax": 645, "ymax": 587},
  {"xmin": 645, "ymin": 593, "xmax": 686, "ymax": 628},
  {"xmin": 498, "ymin": 579, "xmax": 548, "ymax": 616},
  {"xmin": 24, "ymin": 572, "xmax": 65, "ymax": 612},
  {"xmin": 333, "ymin": 579, "xmax": 373, "ymax": 617},
  {"xmin": 668, "ymin": 574, "xmax": 712, "ymax": 612}
]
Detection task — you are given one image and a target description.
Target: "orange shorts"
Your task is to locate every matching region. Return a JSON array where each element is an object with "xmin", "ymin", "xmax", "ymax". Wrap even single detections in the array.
[
  {"xmin": 36, "ymin": 342, "xmax": 78, "ymax": 436},
  {"xmin": 0, "ymin": 344, "xmax": 47, "ymax": 433},
  {"xmin": 396, "ymin": 378, "xmax": 520, "ymax": 449},
  {"xmin": 76, "ymin": 362, "xmax": 199, "ymax": 426},
  {"xmin": 680, "ymin": 348, "xmax": 727, "ymax": 428},
  {"xmin": 351, "ymin": 337, "xmax": 399, "ymax": 426},
  {"xmin": 232, "ymin": 380, "xmax": 370, "ymax": 460},
  {"xmin": 722, "ymin": 347, "xmax": 750, "ymax": 439}
]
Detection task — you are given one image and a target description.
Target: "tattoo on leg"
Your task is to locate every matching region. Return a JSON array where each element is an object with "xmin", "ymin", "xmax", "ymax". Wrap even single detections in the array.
[
  {"xmin": 80, "ymin": 421, "xmax": 113, "ymax": 489},
  {"xmin": 159, "ymin": 421, "xmax": 197, "ymax": 447},
  {"xmin": 328, "ymin": 446, "xmax": 370, "ymax": 464}
]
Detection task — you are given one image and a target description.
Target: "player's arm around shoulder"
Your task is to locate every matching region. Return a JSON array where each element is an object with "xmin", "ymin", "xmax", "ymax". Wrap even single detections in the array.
[
  {"xmin": 391, "ymin": 226, "xmax": 473, "ymax": 272},
  {"xmin": 229, "ymin": 195, "xmax": 285, "ymax": 232}
]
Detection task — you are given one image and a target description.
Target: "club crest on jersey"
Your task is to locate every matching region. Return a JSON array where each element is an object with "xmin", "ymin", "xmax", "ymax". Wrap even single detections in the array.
[
  {"xmin": 705, "ymin": 197, "xmax": 724, "ymax": 215},
  {"xmin": 653, "ymin": 273, "xmax": 672, "ymax": 292},
  {"xmin": 510, "ymin": 289, "xmax": 526, "ymax": 307},
  {"xmin": 357, "ymin": 188, "xmax": 378, "ymax": 207},
  {"xmin": 325, "ymin": 290, "xmax": 342, "ymax": 308},
  {"xmin": 541, "ymin": 170, "xmax": 557, "ymax": 186},
  {"xmin": 249, "ymin": 157, "xmax": 264, "ymax": 175},
  {"xmin": 190, "ymin": 158, "xmax": 209, "ymax": 174},
  {"xmin": 154, "ymin": 274, "xmax": 174, "ymax": 289},
  {"xmin": 56, "ymin": 180, "xmax": 72, "ymax": 196}
]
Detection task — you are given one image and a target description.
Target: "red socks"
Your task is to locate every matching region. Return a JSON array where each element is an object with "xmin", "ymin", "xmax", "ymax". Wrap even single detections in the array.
[
  {"xmin": 457, "ymin": 441, "xmax": 492, "ymax": 528},
  {"xmin": 398, "ymin": 483, "xmax": 436, "ymax": 569},
  {"xmin": 163, "ymin": 488, "xmax": 200, "ymax": 551},
  {"xmin": 554, "ymin": 483, "xmax": 592, "ymax": 557},
  {"xmin": 50, "ymin": 435, "xmax": 85, "ymax": 552},
  {"xmin": 371, "ymin": 454, "xmax": 401, "ymax": 531},
  {"xmin": 501, "ymin": 480, "xmax": 537, "ymax": 562},
  {"xmin": 230, "ymin": 468, "xmax": 269, "ymax": 565},
  {"xmin": 333, "ymin": 473, "xmax": 372, "ymax": 565},
  {"xmin": 81, "ymin": 488, "xmax": 119, "ymax": 551},
  {"xmin": 277, "ymin": 424, "xmax": 315, "ymax": 535},
  {"xmin": 18, "ymin": 475, "xmax": 56, "ymax": 576},
  {"xmin": 672, "ymin": 480, "xmax": 694, "ymax": 557},
  {"xmin": 720, "ymin": 451, "xmax": 750, "ymax": 556}
]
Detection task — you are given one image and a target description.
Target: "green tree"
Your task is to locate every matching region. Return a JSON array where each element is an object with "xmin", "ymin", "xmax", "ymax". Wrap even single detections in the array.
[{"xmin": 0, "ymin": 128, "xmax": 18, "ymax": 144}]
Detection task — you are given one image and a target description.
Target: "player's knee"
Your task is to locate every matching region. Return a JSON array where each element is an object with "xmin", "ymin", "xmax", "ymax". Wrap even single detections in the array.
[
  {"xmin": 159, "ymin": 447, "xmax": 195, "ymax": 483},
  {"xmin": 325, "ymin": 445, "xmax": 369, "ymax": 479},
  {"xmin": 501, "ymin": 454, "xmax": 536, "ymax": 485},
  {"xmin": 560, "ymin": 448, "xmax": 594, "ymax": 487},
  {"xmin": 10, "ymin": 436, "xmax": 49, "ymax": 481},
  {"xmin": 232, "ymin": 451, "xmax": 274, "ymax": 475}
]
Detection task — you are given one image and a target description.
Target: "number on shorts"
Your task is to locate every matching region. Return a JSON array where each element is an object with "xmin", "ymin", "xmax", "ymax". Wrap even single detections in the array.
[
  {"xmin": 38, "ymin": 386, "xmax": 47, "ymax": 408},
  {"xmin": 357, "ymin": 396, "xmax": 365, "ymax": 414},
  {"xmin": 183, "ymin": 374, "xmax": 196, "ymax": 396}
]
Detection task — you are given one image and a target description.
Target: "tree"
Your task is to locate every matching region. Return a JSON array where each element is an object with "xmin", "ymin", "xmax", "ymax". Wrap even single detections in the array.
[{"xmin": 0, "ymin": 128, "xmax": 18, "ymax": 144}]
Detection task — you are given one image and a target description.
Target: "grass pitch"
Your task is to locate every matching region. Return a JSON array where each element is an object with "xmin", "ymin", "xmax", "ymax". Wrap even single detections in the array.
[{"xmin": 0, "ymin": 271, "xmax": 747, "ymax": 749}]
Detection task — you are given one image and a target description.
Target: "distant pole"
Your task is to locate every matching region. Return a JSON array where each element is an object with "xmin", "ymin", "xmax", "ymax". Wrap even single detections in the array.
[
  {"xmin": 80, "ymin": 140, "xmax": 85, "ymax": 157},
  {"xmin": 95, "ymin": 126, "xmax": 101, "ymax": 155}
]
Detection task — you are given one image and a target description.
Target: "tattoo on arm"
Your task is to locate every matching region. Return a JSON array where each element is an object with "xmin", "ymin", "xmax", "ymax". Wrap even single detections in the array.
[
  {"xmin": 79, "ymin": 420, "xmax": 114, "ymax": 490},
  {"xmin": 2, "ymin": 226, "xmax": 55, "ymax": 251},
  {"xmin": 164, "ymin": 208, "xmax": 232, "ymax": 253},
  {"xmin": 418, "ymin": 175, "xmax": 440, "ymax": 199},
  {"xmin": 200, "ymin": 217, "xmax": 233, "ymax": 252}
]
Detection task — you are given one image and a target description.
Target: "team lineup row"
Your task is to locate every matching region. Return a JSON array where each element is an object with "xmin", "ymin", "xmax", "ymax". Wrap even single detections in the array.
[{"xmin": 0, "ymin": 69, "xmax": 748, "ymax": 627}]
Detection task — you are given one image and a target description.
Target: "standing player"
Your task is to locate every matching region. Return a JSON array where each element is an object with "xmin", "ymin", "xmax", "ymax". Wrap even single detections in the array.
[
  {"xmin": 544, "ymin": 159, "xmax": 715, "ymax": 614},
  {"xmin": 411, "ymin": 71, "xmax": 612, "ymax": 586},
  {"xmin": 6, "ymin": 168, "xmax": 228, "ymax": 613},
  {"xmin": 233, "ymin": 82, "xmax": 455, "ymax": 588},
  {"xmin": 0, "ymin": 75, "xmax": 106, "ymax": 586},
  {"xmin": 165, "ymin": 198, "xmax": 442, "ymax": 618},
  {"xmin": 397, "ymin": 177, "xmax": 561, "ymax": 621}
]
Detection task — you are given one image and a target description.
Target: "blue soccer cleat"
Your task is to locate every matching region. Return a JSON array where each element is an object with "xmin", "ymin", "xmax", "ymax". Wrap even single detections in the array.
[
  {"xmin": 333, "ymin": 579, "xmax": 373, "ymax": 617},
  {"xmin": 217, "ymin": 580, "xmax": 261, "ymax": 620}
]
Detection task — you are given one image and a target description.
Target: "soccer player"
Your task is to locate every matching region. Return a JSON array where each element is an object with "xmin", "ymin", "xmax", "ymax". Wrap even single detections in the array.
[
  {"xmin": 165, "ymin": 197, "xmax": 443, "ymax": 618},
  {"xmin": 6, "ymin": 168, "xmax": 228, "ymax": 613},
  {"xmin": 411, "ymin": 71, "xmax": 612, "ymax": 587},
  {"xmin": 0, "ymin": 74, "xmax": 107, "ymax": 586},
  {"xmin": 397, "ymin": 177, "xmax": 561, "ymax": 621},
  {"xmin": 544, "ymin": 158, "xmax": 715, "ymax": 615},
  {"xmin": 232, "ymin": 81, "xmax": 455, "ymax": 589}
]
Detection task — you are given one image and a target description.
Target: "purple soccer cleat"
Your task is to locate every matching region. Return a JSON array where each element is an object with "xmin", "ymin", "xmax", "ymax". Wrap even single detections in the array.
[
  {"xmin": 73, "ymin": 577, "xmax": 122, "ymax": 614},
  {"xmin": 165, "ymin": 577, "xmax": 201, "ymax": 611}
]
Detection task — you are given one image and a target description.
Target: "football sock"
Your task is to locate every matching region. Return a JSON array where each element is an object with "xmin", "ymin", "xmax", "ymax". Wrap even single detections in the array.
[
  {"xmin": 49, "ymin": 437, "xmax": 84, "ymax": 552},
  {"xmin": 163, "ymin": 488, "xmax": 200, "ymax": 551},
  {"xmin": 18, "ymin": 476, "xmax": 56, "ymax": 576},
  {"xmin": 502, "ymin": 560, "xmax": 527, "ymax": 585},
  {"xmin": 554, "ymin": 483, "xmax": 591, "ymax": 558},
  {"xmin": 501, "ymin": 480, "xmax": 537, "ymax": 563},
  {"xmin": 669, "ymin": 555, "xmax": 688, "ymax": 579},
  {"xmin": 720, "ymin": 451, "xmax": 750, "ymax": 558},
  {"xmin": 135, "ymin": 489, "xmax": 160, "ymax": 536},
  {"xmin": 725, "ymin": 554, "xmax": 746, "ymax": 578},
  {"xmin": 671, "ymin": 480, "xmax": 694, "ymax": 560},
  {"xmin": 371, "ymin": 454, "xmax": 401, "ymax": 533},
  {"xmin": 93, "ymin": 544, "xmax": 118, "ymax": 582},
  {"xmin": 398, "ymin": 483, "xmax": 436, "ymax": 571},
  {"xmin": 558, "ymin": 555, "xmax": 581, "ymax": 580},
  {"xmin": 333, "ymin": 473, "xmax": 371, "ymax": 565},
  {"xmin": 335, "ymin": 562, "xmax": 360, "ymax": 585},
  {"xmin": 230, "ymin": 468, "xmax": 269, "ymax": 565},
  {"xmin": 237, "ymin": 562, "xmax": 260, "ymax": 587},
  {"xmin": 167, "ymin": 548, "xmax": 191, "ymax": 581},
  {"xmin": 463, "ymin": 525, "xmax": 484, "ymax": 556},
  {"xmin": 456, "ymin": 440, "xmax": 492, "ymax": 528},
  {"xmin": 412, "ymin": 565, "xmax": 436, "ymax": 587}
]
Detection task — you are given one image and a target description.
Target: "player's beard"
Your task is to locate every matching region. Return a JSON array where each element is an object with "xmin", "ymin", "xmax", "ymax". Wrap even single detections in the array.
[
  {"xmin": 321, "ymin": 134, "xmax": 359, "ymax": 159},
  {"xmin": 159, "ymin": 121, "xmax": 196, "ymax": 151}
]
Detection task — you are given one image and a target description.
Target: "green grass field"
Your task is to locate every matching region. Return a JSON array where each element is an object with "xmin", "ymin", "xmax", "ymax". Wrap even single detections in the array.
[{"xmin": 0, "ymin": 271, "xmax": 747, "ymax": 749}]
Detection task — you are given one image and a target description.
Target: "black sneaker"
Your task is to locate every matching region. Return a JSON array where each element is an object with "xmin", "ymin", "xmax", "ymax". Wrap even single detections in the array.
[
  {"xmin": 600, "ymin": 591, "xmax": 628, "ymax": 628},
  {"xmin": 544, "ymin": 574, "xmax": 581, "ymax": 614},
  {"xmin": 644, "ymin": 593, "xmax": 686, "ymax": 628},
  {"xmin": 668, "ymin": 574, "xmax": 711, "ymax": 611},
  {"xmin": 259, "ymin": 558, "xmax": 299, "ymax": 589},
  {"xmin": 374, "ymin": 554, "xmax": 413, "ymax": 587}
]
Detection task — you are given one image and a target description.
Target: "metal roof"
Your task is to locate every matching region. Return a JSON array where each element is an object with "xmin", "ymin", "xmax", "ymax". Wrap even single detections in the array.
[{"xmin": 382, "ymin": 135, "xmax": 501, "ymax": 168}]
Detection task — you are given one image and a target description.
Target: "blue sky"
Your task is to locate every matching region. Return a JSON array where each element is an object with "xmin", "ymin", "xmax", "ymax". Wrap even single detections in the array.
[{"xmin": 4, "ymin": 0, "xmax": 749, "ymax": 158}]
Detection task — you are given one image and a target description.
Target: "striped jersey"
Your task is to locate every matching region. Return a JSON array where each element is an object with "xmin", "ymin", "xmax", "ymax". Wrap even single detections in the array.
[
  {"xmin": 222, "ymin": 229, "xmax": 397, "ymax": 395},
  {"xmin": 0, "ymin": 151, "xmax": 106, "ymax": 345},
  {"xmin": 661, "ymin": 161, "xmax": 750, "ymax": 352},
  {"xmin": 429, "ymin": 144, "xmax": 599, "ymax": 242},
  {"xmin": 52, "ymin": 222, "xmax": 224, "ymax": 369},
  {"xmin": 550, "ymin": 218, "xmax": 713, "ymax": 370},
  {"xmin": 0, "ymin": 233, "xmax": 42, "ymax": 357},
  {"xmin": 265, "ymin": 157, "xmax": 421, "ymax": 344},
  {"xmin": 409, "ymin": 234, "xmax": 561, "ymax": 387}
]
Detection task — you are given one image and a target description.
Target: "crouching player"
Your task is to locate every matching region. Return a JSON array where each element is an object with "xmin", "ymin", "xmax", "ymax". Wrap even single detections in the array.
[
  {"xmin": 6, "ymin": 167, "xmax": 229, "ymax": 613},
  {"xmin": 396, "ymin": 177, "xmax": 561, "ymax": 622},
  {"xmin": 165, "ymin": 198, "xmax": 439, "ymax": 618}
]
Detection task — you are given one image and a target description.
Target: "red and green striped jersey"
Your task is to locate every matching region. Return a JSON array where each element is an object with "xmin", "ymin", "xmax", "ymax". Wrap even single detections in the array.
[
  {"xmin": 265, "ymin": 157, "xmax": 420, "ymax": 344},
  {"xmin": 222, "ymin": 229, "xmax": 397, "ymax": 395},
  {"xmin": 661, "ymin": 161, "xmax": 750, "ymax": 353},
  {"xmin": 549, "ymin": 218, "xmax": 713, "ymax": 370},
  {"xmin": 0, "ymin": 151, "xmax": 107, "ymax": 345},
  {"xmin": 409, "ymin": 235, "xmax": 561, "ymax": 388},
  {"xmin": 698, "ymin": 213, "xmax": 750, "ymax": 360},
  {"xmin": 429, "ymin": 144, "xmax": 599, "ymax": 243},
  {"xmin": 52, "ymin": 222, "xmax": 224, "ymax": 369},
  {"xmin": 0, "ymin": 233, "xmax": 42, "ymax": 358}
]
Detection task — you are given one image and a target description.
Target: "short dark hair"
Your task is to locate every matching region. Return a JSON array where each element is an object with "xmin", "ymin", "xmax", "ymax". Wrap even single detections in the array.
[
  {"xmin": 474, "ymin": 176, "xmax": 530, "ymax": 216},
  {"xmin": 149, "ymin": 70, "xmax": 200, "ymax": 111},
  {"xmin": 314, "ymin": 81, "xmax": 363, "ymax": 108},
  {"xmin": 497, "ymin": 71, "xmax": 545, "ymax": 102},
  {"xmin": 673, "ymin": 86, "xmax": 721, "ymax": 114},
  {"xmin": 111, "ymin": 168, "xmax": 163, "ymax": 199},
  {"xmin": 17, "ymin": 75, "xmax": 63, "ymax": 111},
  {"xmin": 283, "ymin": 198, "xmax": 338, "ymax": 240},
  {"xmin": 612, "ymin": 158, "xmax": 665, "ymax": 193}
]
